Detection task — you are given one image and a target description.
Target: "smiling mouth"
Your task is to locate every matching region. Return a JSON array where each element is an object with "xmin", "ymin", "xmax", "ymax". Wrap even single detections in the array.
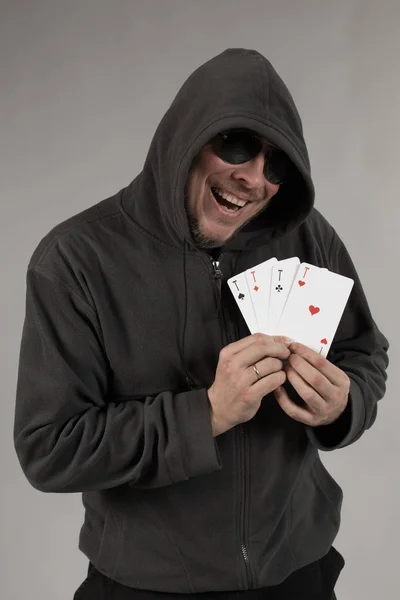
[{"xmin": 211, "ymin": 187, "xmax": 250, "ymax": 213}]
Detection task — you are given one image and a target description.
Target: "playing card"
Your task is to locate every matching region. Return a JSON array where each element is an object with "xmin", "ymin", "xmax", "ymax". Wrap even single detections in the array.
[
  {"xmin": 276, "ymin": 263, "xmax": 354, "ymax": 356},
  {"xmin": 268, "ymin": 257, "xmax": 300, "ymax": 334},
  {"xmin": 245, "ymin": 258, "xmax": 277, "ymax": 333},
  {"xmin": 227, "ymin": 270, "xmax": 258, "ymax": 334}
]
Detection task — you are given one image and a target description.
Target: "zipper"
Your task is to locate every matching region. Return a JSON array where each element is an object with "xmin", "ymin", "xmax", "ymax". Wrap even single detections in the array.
[
  {"xmin": 209, "ymin": 254, "xmax": 223, "ymax": 296},
  {"xmin": 208, "ymin": 254, "xmax": 253, "ymax": 589},
  {"xmin": 239, "ymin": 423, "xmax": 251, "ymax": 585}
]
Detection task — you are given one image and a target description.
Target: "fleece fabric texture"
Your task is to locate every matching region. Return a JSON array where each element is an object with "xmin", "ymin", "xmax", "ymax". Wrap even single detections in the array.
[{"xmin": 14, "ymin": 48, "xmax": 389, "ymax": 593}]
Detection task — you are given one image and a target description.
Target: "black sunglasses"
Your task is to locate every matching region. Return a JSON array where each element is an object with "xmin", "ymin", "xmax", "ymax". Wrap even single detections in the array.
[{"xmin": 211, "ymin": 129, "xmax": 292, "ymax": 185}]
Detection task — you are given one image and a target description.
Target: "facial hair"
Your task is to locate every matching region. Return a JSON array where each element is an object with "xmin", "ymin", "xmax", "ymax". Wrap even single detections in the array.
[
  {"xmin": 185, "ymin": 199, "xmax": 220, "ymax": 249},
  {"xmin": 184, "ymin": 192, "xmax": 268, "ymax": 250}
]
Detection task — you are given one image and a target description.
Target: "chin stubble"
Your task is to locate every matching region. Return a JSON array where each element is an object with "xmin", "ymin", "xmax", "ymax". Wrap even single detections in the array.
[
  {"xmin": 186, "ymin": 205, "xmax": 219, "ymax": 249},
  {"xmin": 184, "ymin": 190, "xmax": 269, "ymax": 250}
]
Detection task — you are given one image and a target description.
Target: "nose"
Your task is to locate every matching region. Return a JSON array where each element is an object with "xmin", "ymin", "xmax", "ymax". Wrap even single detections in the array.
[{"xmin": 230, "ymin": 152, "xmax": 270, "ymax": 190}]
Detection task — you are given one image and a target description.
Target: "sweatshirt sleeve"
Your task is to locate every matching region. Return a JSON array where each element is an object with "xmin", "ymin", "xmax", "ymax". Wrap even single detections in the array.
[
  {"xmin": 14, "ymin": 267, "xmax": 222, "ymax": 493},
  {"xmin": 306, "ymin": 230, "xmax": 389, "ymax": 451}
]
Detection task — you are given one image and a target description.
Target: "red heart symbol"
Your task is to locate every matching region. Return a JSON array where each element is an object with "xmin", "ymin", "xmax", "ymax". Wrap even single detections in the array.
[
  {"xmin": 320, "ymin": 338, "xmax": 328, "ymax": 345},
  {"xmin": 309, "ymin": 305, "xmax": 320, "ymax": 316},
  {"xmin": 298, "ymin": 280, "xmax": 305, "ymax": 287}
]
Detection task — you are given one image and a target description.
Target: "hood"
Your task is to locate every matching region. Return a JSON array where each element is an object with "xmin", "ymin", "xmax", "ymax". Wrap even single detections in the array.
[{"xmin": 122, "ymin": 47, "xmax": 315, "ymax": 251}]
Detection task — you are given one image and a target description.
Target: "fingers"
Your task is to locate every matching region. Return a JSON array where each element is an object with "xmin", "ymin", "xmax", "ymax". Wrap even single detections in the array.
[
  {"xmin": 226, "ymin": 333, "xmax": 269, "ymax": 355},
  {"xmin": 273, "ymin": 335, "xmax": 294, "ymax": 346},
  {"xmin": 284, "ymin": 364, "xmax": 326, "ymax": 414},
  {"xmin": 253, "ymin": 369, "xmax": 287, "ymax": 395},
  {"xmin": 285, "ymin": 354, "xmax": 332, "ymax": 401},
  {"xmin": 233, "ymin": 334, "xmax": 291, "ymax": 368},
  {"xmin": 274, "ymin": 384, "xmax": 316, "ymax": 426},
  {"xmin": 227, "ymin": 333, "xmax": 291, "ymax": 355},
  {"xmin": 289, "ymin": 342, "xmax": 349, "ymax": 389},
  {"xmin": 245, "ymin": 356, "xmax": 285, "ymax": 387},
  {"xmin": 253, "ymin": 356, "xmax": 284, "ymax": 376}
]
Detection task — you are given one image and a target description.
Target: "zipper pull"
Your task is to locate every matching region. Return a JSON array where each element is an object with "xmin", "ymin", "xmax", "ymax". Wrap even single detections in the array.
[
  {"xmin": 210, "ymin": 252, "xmax": 224, "ymax": 278},
  {"xmin": 211, "ymin": 259, "xmax": 223, "ymax": 280},
  {"xmin": 210, "ymin": 256, "xmax": 223, "ymax": 300}
]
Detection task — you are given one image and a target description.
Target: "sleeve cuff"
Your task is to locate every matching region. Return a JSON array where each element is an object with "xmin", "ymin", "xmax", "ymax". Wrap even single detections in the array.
[
  {"xmin": 306, "ymin": 378, "xmax": 366, "ymax": 450},
  {"xmin": 173, "ymin": 388, "xmax": 222, "ymax": 479}
]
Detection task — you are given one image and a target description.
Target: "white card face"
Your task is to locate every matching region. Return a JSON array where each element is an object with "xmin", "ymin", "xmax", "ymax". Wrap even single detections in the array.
[
  {"xmin": 268, "ymin": 257, "xmax": 300, "ymax": 335},
  {"xmin": 276, "ymin": 263, "xmax": 354, "ymax": 357},
  {"xmin": 245, "ymin": 258, "xmax": 277, "ymax": 333},
  {"xmin": 227, "ymin": 271, "xmax": 258, "ymax": 334}
]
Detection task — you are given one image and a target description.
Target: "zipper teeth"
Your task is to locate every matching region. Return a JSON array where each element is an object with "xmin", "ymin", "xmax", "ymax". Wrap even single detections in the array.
[
  {"xmin": 210, "ymin": 255, "xmax": 252, "ymax": 587},
  {"xmin": 240, "ymin": 424, "xmax": 251, "ymax": 584},
  {"xmin": 241, "ymin": 544, "xmax": 250, "ymax": 563}
]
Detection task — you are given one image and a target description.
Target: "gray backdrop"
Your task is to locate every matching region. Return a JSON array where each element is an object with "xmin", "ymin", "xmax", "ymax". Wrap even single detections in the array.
[{"xmin": 2, "ymin": 1, "xmax": 398, "ymax": 599}]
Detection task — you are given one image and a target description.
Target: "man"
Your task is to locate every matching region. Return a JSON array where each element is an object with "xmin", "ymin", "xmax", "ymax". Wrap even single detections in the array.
[{"xmin": 14, "ymin": 48, "xmax": 388, "ymax": 599}]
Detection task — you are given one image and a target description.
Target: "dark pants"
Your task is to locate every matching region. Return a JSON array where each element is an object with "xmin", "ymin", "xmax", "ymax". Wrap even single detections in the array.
[{"xmin": 73, "ymin": 546, "xmax": 344, "ymax": 600}]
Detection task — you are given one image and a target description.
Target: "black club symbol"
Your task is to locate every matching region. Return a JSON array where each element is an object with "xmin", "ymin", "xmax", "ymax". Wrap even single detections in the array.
[{"xmin": 275, "ymin": 285, "xmax": 283, "ymax": 292}]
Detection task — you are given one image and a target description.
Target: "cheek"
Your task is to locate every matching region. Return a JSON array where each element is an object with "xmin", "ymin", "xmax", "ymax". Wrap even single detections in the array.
[
  {"xmin": 185, "ymin": 172, "xmax": 207, "ymax": 214},
  {"xmin": 198, "ymin": 148, "xmax": 230, "ymax": 179},
  {"xmin": 186, "ymin": 147, "xmax": 232, "ymax": 202},
  {"xmin": 186, "ymin": 168, "xmax": 200, "ymax": 196}
]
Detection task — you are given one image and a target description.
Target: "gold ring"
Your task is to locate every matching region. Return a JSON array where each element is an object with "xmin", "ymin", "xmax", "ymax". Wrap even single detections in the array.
[{"xmin": 253, "ymin": 364, "xmax": 262, "ymax": 381}]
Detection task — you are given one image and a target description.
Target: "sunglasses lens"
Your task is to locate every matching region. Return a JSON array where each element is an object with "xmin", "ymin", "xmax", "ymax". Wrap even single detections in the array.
[
  {"xmin": 265, "ymin": 150, "xmax": 291, "ymax": 185},
  {"xmin": 213, "ymin": 130, "xmax": 290, "ymax": 184},
  {"xmin": 214, "ymin": 130, "xmax": 262, "ymax": 164}
]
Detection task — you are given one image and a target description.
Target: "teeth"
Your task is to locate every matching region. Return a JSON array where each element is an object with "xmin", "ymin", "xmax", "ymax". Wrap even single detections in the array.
[{"xmin": 214, "ymin": 187, "xmax": 248, "ymax": 208}]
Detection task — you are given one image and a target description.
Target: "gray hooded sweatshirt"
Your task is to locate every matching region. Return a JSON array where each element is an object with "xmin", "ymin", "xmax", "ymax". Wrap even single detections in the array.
[{"xmin": 14, "ymin": 48, "xmax": 389, "ymax": 593}]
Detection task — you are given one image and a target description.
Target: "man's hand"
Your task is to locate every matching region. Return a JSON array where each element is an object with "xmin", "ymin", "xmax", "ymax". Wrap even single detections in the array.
[
  {"xmin": 273, "ymin": 342, "xmax": 350, "ymax": 427},
  {"xmin": 208, "ymin": 333, "xmax": 291, "ymax": 437}
]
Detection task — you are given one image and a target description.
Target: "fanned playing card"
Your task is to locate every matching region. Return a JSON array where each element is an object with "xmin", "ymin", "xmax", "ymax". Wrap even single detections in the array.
[
  {"xmin": 227, "ymin": 271, "xmax": 258, "ymax": 334},
  {"xmin": 276, "ymin": 263, "xmax": 354, "ymax": 356},
  {"xmin": 245, "ymin": 258, "xmax": 277, "ymax": 333},
  {"xmin": 268, "ymin": 257, "xmax": 300, "ymax": 334}
]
